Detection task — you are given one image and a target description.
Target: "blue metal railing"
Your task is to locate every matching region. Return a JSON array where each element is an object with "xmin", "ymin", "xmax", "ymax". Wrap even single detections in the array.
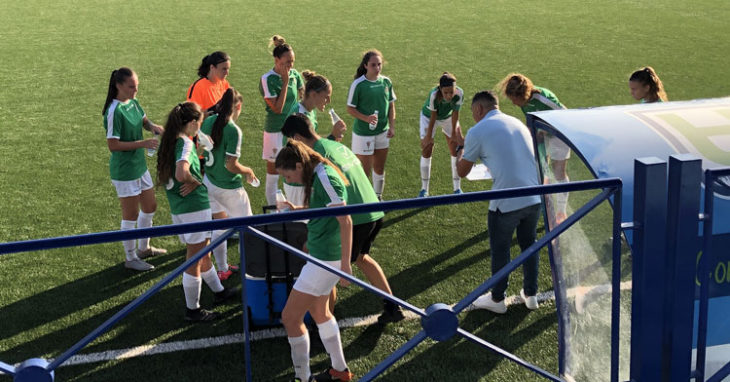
[
  {"xmin": 695, "ymin": 167, "xmax": 730, "ymax": 382},
  {"xmin": 0, "ymin": 178, "xmax": 622, "ymax": 382}
]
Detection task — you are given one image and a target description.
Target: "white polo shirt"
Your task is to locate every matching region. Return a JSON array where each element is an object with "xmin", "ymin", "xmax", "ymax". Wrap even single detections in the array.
[{"xmin": 462, "ymin": 109, "xmax": 541, "ymax": 212}]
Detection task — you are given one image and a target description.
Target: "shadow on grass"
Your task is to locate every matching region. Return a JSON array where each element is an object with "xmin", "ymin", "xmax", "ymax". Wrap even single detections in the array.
[{"xmin": 379, "ymin": 308, "xmax": 556, "ymax": 380}]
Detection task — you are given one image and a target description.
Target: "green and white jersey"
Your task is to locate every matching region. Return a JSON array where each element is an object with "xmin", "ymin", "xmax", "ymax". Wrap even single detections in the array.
[
  {"xmin": 200, "ymin": 115, "xmax": 243, "ymax": 189},
  {"xmin": 347, "ymin": 75, "xmax": 396, "ymax": 136},
  {"xmin": 314, "ymin": 139, "xmax": 384, "ymax": 226},
  {"xmin": 520, "ymin": 86, "xmax": 565, "ymax": 115},
  {"xmin": 420, "ymin": 86, "xmax": 464, "ymax": 120},
  {"xmin": 104, "ymin": 98, "xmax": 148, "ymax": 181},
  {"xmin": 297, "ymin": 103, "xmax": 318, "ymax": 132},
  {"xmin": 259, "ymin": 68, "xmax": 304, "ymax": 133},
  {"xmin": 307, "ymin": 163, "xmax": 348, "ymax": 261},
  {"xmin": 165, "ymin": 136, "xmax": 210, "ymax": 215}
]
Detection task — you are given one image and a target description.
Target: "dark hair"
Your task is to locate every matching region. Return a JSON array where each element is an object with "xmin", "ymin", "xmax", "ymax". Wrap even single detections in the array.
[
  {"xmin": 472, "ymin": 90, "xmax": 499, "ymax": 108},
  {"xmin": 197, "ymin": 51, "xmax": 230, "ymax": 78},
  {"xmin": 208, "ymin": 88, "xmax": 243, "ymax": 150},
  {"xmin": 497, "ymin": 73, "xmax": 534, "ymax": 104},
  {"xmin": 269, "ymin": 35, "xmax": 293, "ymax": 58},
  {"xmin": 302, "ymin": 70, "xmax": 330, "ymax": 97},
  {"xmin": 102, "ymin": 67, "xmax": 134, "ymax": 116},
  {"xmin": 355, "ymin": 49, "xmax": 383, "ymax": 79},
  {"xmin": 275, "ymin": 140, "xmax": 347, "ymax": 207},
  {"xmin": 282, "ymin": 114, "xmax": 316, "ymax": 140},
  {"xmin": 435, "ymin": 72, "xmax": 457, "ymax": 103},
  {"xmin": 629, "ymin": 66, "xmax": 667, "ymax": 102},
  {"xmin": 156, "ymin": 102, "xmax": 203, "ymax": 187}
]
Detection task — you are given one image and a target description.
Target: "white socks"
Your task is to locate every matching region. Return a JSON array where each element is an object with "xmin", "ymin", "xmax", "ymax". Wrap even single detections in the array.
[
  {"xmin": 288, "ymin": 333, "xmax": 311, "ymax": 381},
  {"xmin": 265, "ymin": 174, "xmax": 279, "ymax": 206},
  {"xmin": 451, "ymin": 156, "xmax": 461, "ymax": 191},
  {"xmin": 182, "ymin": 273, "xmax": 202, "ymax": 310},
  {"xmin": 212, "ymin": 229, "xmax": 228, "ymax": 272},
  {"xmin": 121, "ymin": 220, "xmax": 138, "ymax": 261},
  {"xmin": 555, "ymin": 177, "xmax": 569, "ymax": 216},
  {"xmin": 372, "ymin": 171, "xmax": 385, "ymax": 199},
  {"xmin": 136, "ymin": 211, "xmax": 154, "ymax": 252},
  {"xmin": 201, "ymin": 267, "xmax": 224, "ymax": 293},
  {"xmin": 420, "ymin": 156, "xmax": 431, "ymax": 192},
  {"xmin": 317, "ymin": 318, "xmax": 347, "ymax": 372}
]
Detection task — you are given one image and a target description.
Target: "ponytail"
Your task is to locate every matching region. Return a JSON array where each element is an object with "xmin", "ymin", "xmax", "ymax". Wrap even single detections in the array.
[
  {"xmin": 197, "ymin": 51, "xmax": 231, "ymax": 78},
  {"xmin": 209, "ymin": 88, "xmax": 243, "ymax": 150},
  {"xmin": 302, "ymin": 70, "xmax": 330, "ymax": 97},
  {"xmin": 355, "ymin": 49, "xmax": 383, "ymax": 79},
  {"xmin": 629, "ymin": 66, "xmax": 667, "ymax": 102},
  {"xmin": 102, "ymin": 67, "xmax": 134, "ymax": 116},
  {"xmin": 156, "ymin": 102, "xmax": 203, "ymax": 187},
  {"xmin": 275, "ymin": 140, "xmax": 348, "ymax": 206}
]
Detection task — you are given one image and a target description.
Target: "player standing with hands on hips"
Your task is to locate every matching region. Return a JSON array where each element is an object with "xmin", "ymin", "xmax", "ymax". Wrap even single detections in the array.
[
  {"xmin": 347, "ymin": 49, "xmax": 396, "ymax": 201},
  {"xmin": 418, "ymin": 72, "xmax": 465, "ymax": 197},
  {"xmin": 275, "ymin": 140, "xmax": 355, "ymax": 382},
  {"xmin": 453, "ymin": 90, "xmax": 542, "ymax": 313},
  {"xmin": 260, "ymin": 35, "xmax": 305, "ymax": 206},
  {"xmin": 103, "ymin": 67, "xmax": 167, "ymax": 272}
]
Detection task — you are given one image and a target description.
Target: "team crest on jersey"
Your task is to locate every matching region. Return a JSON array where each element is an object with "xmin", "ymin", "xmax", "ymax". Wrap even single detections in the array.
[{"xmin": 629, "ymin": 105, "xmax": 730, "ymax": 198}]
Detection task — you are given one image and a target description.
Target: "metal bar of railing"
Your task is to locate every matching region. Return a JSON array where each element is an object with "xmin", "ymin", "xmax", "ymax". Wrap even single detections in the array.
[
  {"xmin": 0, "ymin": 361, "xmax": 14, "ymax": 375},
  {"xmin": 0, "ymin": 179, "xmax": 623, "ymax": 256},
  {"xmin": 359, "ymin": 331, "xmax": 428, "ymax": 381},
  {"xmin": 708, "ymin": 362, "xmax": 730, "ymax": 382},
  {"xmin": 452, "ymin": 187, "xmax": 618, "ymax": 314},
  {"xmin": 239, "ymin": 227, "xmax": 252, "ymax": 382},
  {"xmin": 46, "ymin": 229, "xmax": 235, "ymax": 370},
  {"xmin": 456, "ymin": 328, "xmax": 564, "ymax": 381},
  {"xmin": 610, "ymin": 187, "xmax": 623, "ymax": 382},
  {"xmin": 695, "ymin": 169, "xmax": 715, "ymax": 381}
]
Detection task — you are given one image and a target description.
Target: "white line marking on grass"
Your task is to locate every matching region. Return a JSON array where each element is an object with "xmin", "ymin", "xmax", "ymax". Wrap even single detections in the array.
[{"xmin": 28, "ymin": 282, "xmax": 629, "ymax": 369}]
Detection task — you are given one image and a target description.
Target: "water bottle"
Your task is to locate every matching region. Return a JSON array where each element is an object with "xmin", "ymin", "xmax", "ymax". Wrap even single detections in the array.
[
  {"xmin": 248, "ymin": 177, "xmax": 260, "ymax": 188},
  {"xmin": 275, "ymin": 189, "xmax": 289, "ymax": 212},
  {"xmin": 147, "ymin": 133, "xmax": 159, "ymax": 157},
  {"xmin": 329, "ymin": 108, "xmax": 342, "ymax": 125},
  {"xmin": 369, "ymin": 110, "xmax": 379, "ymax": 130},
  {"xmin": 197, "ymin": 132, "xmax": 214, "ymax": 151}
]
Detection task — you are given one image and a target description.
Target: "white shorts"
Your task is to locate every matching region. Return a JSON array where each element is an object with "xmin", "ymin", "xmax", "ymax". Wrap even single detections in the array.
[
  {"xmin": 171, "ymin": 209, "xmax": 212, "ymax": 244},
  {"xmin": 547, "ymin": 135, "xmax": 571, "ymax": 161},
  {"xmin": 283, "ymin": 182, "xmax": 306, "ymax": 208},
  {"xmin": 293, "ymin": 260, "xmax": 341, "ymax": 296},
  {"xmin": 111, "ymin": 170, "xmax": 154, "ymax": 198},
  {"xmin": 419, "ymin": 114, "xmax": 460, "ymax": 139},
  {"xmin": 203, "ymin": 176, "xmax": 252, "ymax": 217},
  {"xmin": 351, "ymin": 130, "xmax": 389, "ymax": 155},
  {"xmin": 262, "ymin": 131, "xmax": 284, "ymax": 162}
]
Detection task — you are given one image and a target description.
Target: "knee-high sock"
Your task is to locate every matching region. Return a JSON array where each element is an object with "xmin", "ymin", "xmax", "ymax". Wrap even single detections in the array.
[
  {"xmin": 212, "ymin": 229, "xmax": 228, "ymax": 272},
  {"xmin": 265, "ymin": 174, "xmax": 279, "ymax": 206},
  {"xmin": 182, "ymin": 273, "xmax": 202, "ymax": 310},
  {"xmin": 372, "ymin": 171, "xmax": 385, "ymax": 198},
  {"xmin": 288, "ymin": 333, "xmax": 311, "ymax": 381},
  {"xmin": 317, "ymin": 318, "xmax": 347, "ymax": 372},
  {"xmin": 136, "ymin": 211, "xmax": 154, "ymax": 252},
  {"xmin": 201, "ymin": 266, "xmax": 224, "ymax": 293},
  {"xmin": 420, "ymin": 156, "xmax": 431, "ymax": 192},
  {"xmin": 555, "ymin": 177, "xmax": 569, "ymax": 215},
  {"xmin": 121, "ymin": 220, "xmax": 137, "ymax": 261},
  {"xmin": 451, "ymin": 156, "xmax": 461, "ymax": 191}
]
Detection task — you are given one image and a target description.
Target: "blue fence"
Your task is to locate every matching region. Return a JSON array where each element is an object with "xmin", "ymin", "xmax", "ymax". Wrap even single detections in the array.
[{"xmin": 0, "ymin": 178, "xmax": 623, "ymax": 382}]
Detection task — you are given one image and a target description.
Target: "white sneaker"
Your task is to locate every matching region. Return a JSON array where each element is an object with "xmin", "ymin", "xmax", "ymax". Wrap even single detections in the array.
[
  {"xmin": 124, "ymin": 259, "xmax": 154, "ymax": 271},
  {"xmin": 473, "ymin": 292, "xmax": 507, "ymax": 314},
  {"xmin": 520, "ymin": 289, "xmax": 539, "ymax": 310}
]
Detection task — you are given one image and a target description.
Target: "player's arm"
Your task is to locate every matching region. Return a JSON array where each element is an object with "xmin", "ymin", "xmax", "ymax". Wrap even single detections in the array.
[
  {"xmin": 142, "ymin": 117, "xmax": 164, "ymax": 135},
  {"xmin": 176, "ymin": 159, "xmax": 201, "ymax": 197},
  {"xmin": 347, "ymin": 106, "xmax": 378, "ymax": 125},
  {"xmin": 450, "ymin": 110, "xmax": 460, "ymax": 138},
  {"xmin": 264, "ymin": 71, "xmax": 290, "ymax": 114},
  {"xmin": 387, "ymin": 101, "xmax": 396, "ymax": 138},
  {"xmin": 107, "ymin": 137, "xmax": 157, "ymax": 152},
  {"xmin": 225, "ymin": 155, "xmax": 257, "ymax": 184},
  {"xmin": 334, "ymin": 204, "xmax": 353, "ymax": 287}
]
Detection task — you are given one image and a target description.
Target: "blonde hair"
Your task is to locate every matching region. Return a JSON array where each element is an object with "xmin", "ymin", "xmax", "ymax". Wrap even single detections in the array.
[
  {"xmin": 497, "ymin": 73, "xmax": 535, "ymax": 104},
  {"xmin": 629, "ymin": 66, "xmax": 668, "ymax": 102}
]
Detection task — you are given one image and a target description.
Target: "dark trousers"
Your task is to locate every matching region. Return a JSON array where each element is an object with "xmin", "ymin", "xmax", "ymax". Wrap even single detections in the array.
[{"xmin": 487, "ymin": 203, "xmax": 541, "ymax": 301}]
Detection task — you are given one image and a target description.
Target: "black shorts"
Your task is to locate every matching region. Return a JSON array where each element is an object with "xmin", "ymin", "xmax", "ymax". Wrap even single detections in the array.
[{"xmin": 350, "ymin": 218, "xmax": 383, "ymax": 263}]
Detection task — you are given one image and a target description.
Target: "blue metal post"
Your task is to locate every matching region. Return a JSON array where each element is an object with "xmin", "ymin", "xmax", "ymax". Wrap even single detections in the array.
[
  {"xmin": 239, "ymin": 228, "xmax": 252, "ymax": 382},
  {"xmin": 630, "ymin": 157, "xmax": 668, "ymax": 382},
  {"xmin": 665, "ymin": 155, "xmax": 702, "ymax": 382},
  {"xmin": 695, "ymin": 170, "xmax": 715, "ymax": 381},
  {"xmin": 610, "ymin": 185, "xmax": 622, "ymax": 382}
]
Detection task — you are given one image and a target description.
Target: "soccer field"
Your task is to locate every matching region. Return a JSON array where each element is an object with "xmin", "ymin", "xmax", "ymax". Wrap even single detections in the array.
[{"xmin": 1, "ymin": 0, "xmax": 729, "ymax": 380}]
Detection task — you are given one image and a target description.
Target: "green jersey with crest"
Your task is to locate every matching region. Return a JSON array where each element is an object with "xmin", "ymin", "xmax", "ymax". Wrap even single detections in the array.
[
  {"xmin": 201, "ymin": 115, "xmax": 243, "ymax": 189},
  {"xmin": 347, "ymin": 75, "xmax": 396, "ymax": 136},
  {"xmin": 260, "ymin": 69, "xmax": 304, "ymax": 133},
  {"xmin": 165, "ymin": 136, "xmax": 210, "ymax": 215},
  {"xmin": 421, "ymin": 86, "xmax": 464, "ymax": 120},
  {"xmin": 104, "ymin": 98, "xmax": 148, "ymax": 181}
]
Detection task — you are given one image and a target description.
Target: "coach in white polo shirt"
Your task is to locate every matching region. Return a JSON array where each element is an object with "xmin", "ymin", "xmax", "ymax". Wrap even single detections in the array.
[{"xmin": 453, "ymin": 90, "xmax": 542, "ymax": 314}]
